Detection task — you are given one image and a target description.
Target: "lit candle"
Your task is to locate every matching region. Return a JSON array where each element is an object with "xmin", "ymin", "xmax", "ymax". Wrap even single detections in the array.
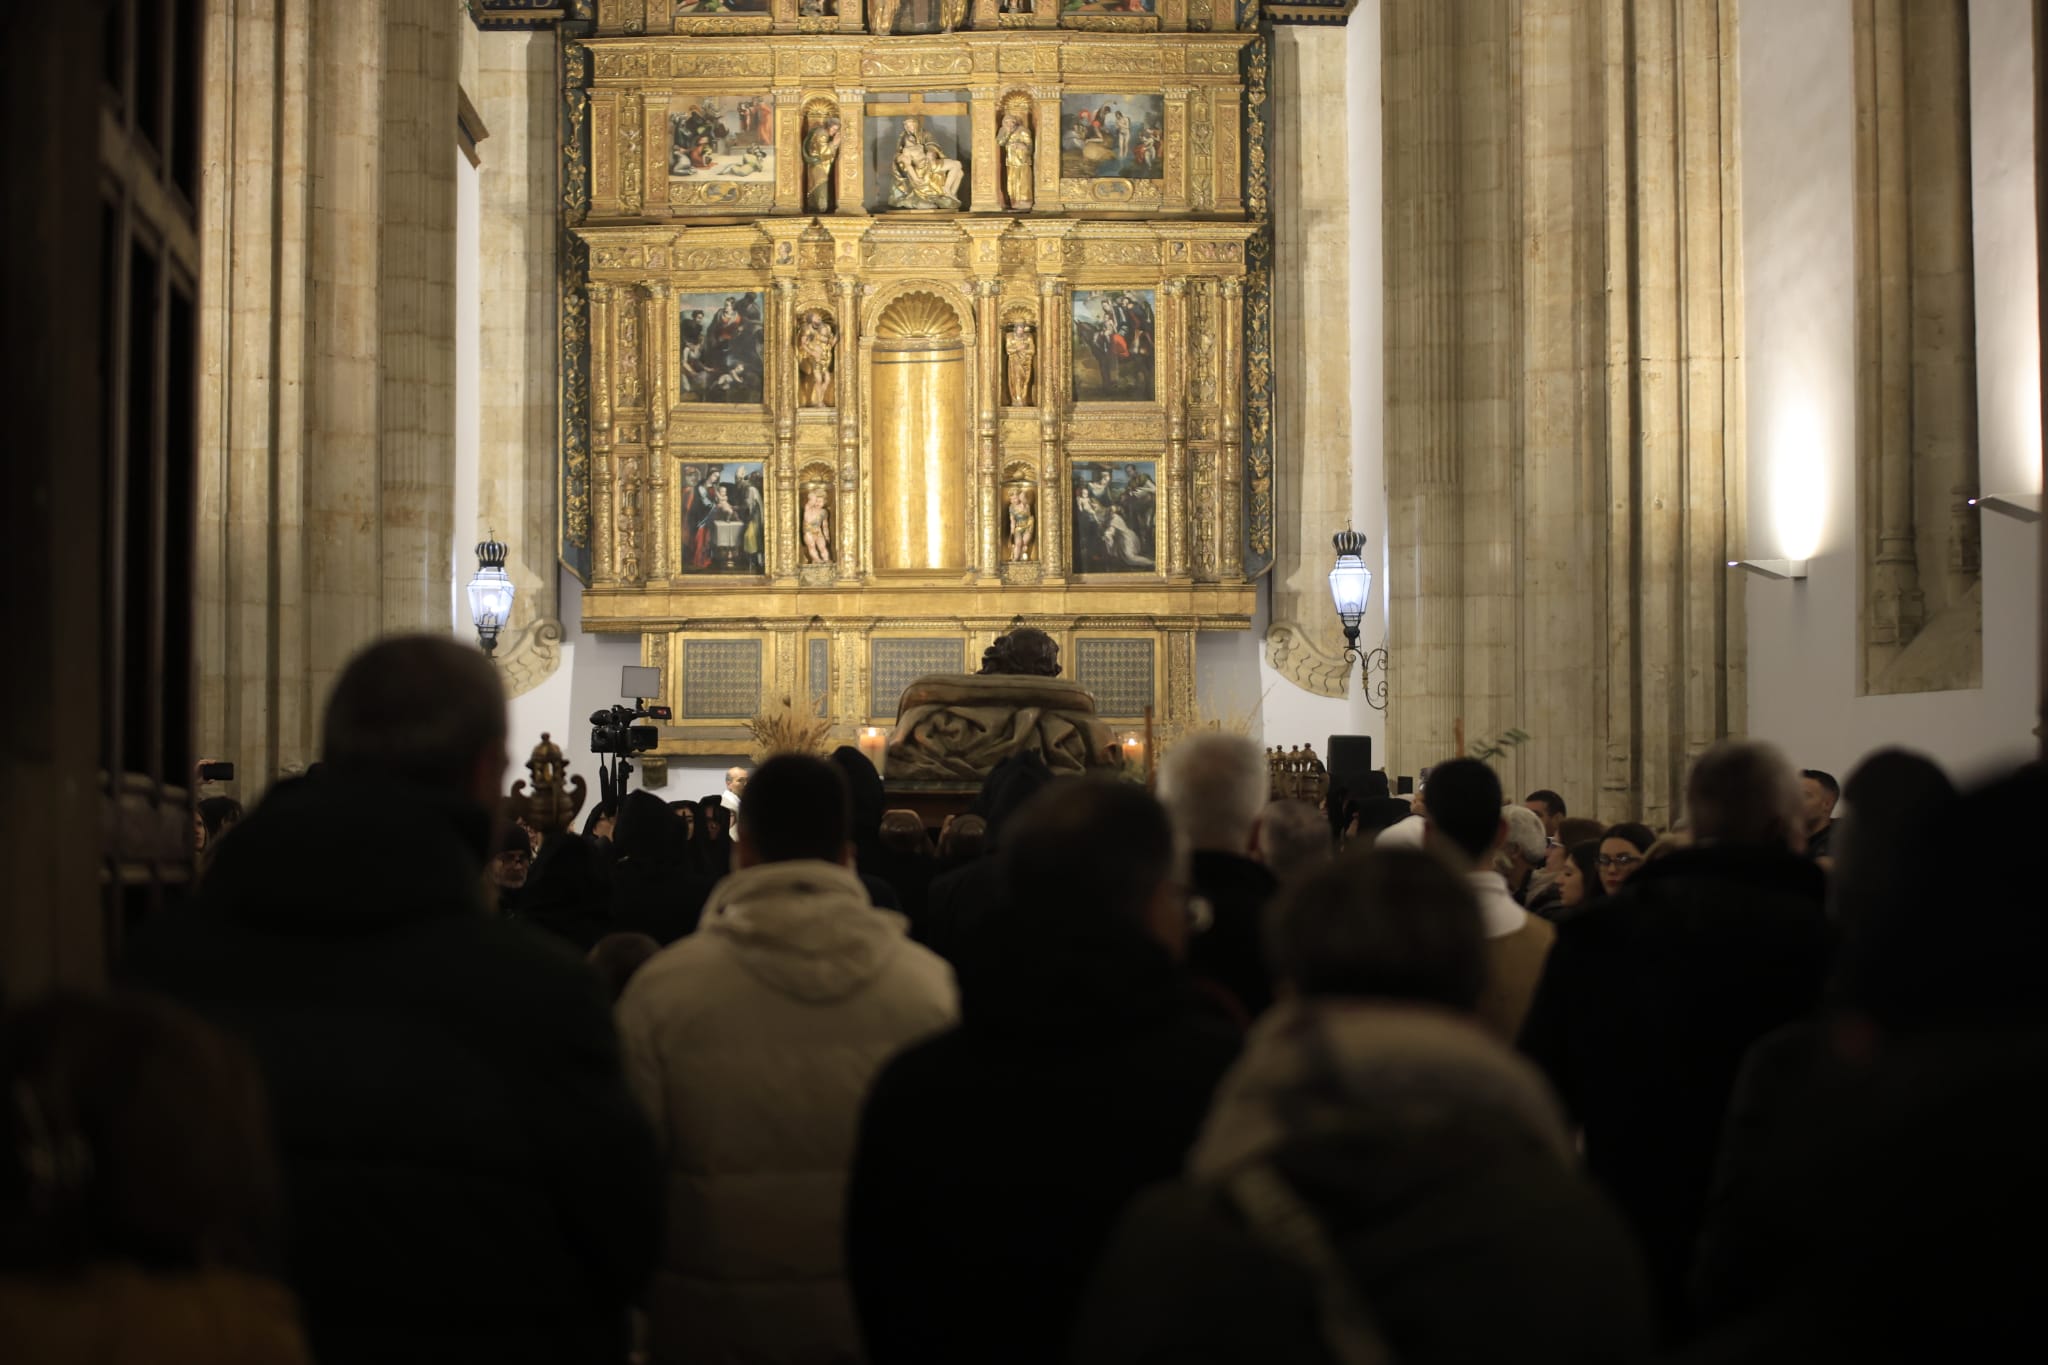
[
  {"xmin": 858, "ymin": 725, "xmax": 889, "ymax": 778},
  {"xmin": 1121, "ymin": 732, "xmax": 1146, "ymax": 772}
]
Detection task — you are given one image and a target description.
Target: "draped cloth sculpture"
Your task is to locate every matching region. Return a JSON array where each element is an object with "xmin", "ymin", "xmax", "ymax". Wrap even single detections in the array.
[{"xmin": 884, "ymin": 628, "xmax": 1119, "ymax": 781}]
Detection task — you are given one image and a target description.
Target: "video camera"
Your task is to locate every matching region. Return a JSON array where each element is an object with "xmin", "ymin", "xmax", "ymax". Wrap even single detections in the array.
[{"xmin": 590, "ymin": 701, "xmax": 670, "ymax": 755}]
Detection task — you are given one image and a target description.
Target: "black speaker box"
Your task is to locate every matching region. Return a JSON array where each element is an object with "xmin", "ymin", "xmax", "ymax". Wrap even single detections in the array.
[{"xmin": 1326, "ymin": 735, "xmax": 1381, "ymax": 799}]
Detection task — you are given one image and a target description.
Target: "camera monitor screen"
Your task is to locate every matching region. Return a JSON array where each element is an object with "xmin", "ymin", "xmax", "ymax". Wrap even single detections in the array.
[{"xmin": 621, "ymin": 665, "xmax": 662, "ymax": 700}]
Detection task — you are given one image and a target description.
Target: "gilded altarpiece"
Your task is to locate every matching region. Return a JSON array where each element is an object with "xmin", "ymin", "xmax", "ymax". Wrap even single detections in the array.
[{"xmin": 568, "ymin": 12, "xmax": 1266, "ymax": 754}]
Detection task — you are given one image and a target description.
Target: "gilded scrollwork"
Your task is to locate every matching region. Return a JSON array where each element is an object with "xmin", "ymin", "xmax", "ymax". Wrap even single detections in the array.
[
  {"xmin": 619, "ymin": 92, "xmax": 645, "ymax": 214},
  {"xmin": 1242, "ymin": 35, "xmax": 1268, "ymax": 220},
  {"xmin": 1242, "ymin": 229, "xmax": 1273, "ymax": 568}
]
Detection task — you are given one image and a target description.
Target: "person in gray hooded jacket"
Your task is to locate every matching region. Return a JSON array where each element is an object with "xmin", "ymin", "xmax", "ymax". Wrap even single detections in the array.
[{"xmin": 616, "ymin": 754, "xmax": 957, "ymax": 1365}]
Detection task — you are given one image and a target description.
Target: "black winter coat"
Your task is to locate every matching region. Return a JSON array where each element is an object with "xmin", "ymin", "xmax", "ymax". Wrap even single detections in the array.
[
  {"xmin": 846, "ymin": 898, "xmax": 1239, "ymax": 1365},
  {"xmin": 123, "ymin": 775, "xmax": 663, "ymax": 1365},
  {"xmin": 1517, "ymin": 842, "xmax": 1832, "ymax": 1339},
  {"xmin": 1185, "ymin": 850, "xmax": 1279, "ymax": 1021}
]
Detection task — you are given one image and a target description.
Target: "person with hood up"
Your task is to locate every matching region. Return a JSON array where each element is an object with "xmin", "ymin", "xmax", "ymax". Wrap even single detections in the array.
[
  {"xmin": 824, "ymin": 745, "xmax": 910, "ymax": 912},
  {"xmin": 847, "ymin": 780, "xmax": 1239, "ymax": 1365},
  {"xmin": 607, "ymin": 789, "xmax": 712, "ymax": 945},
  {"xmin": 1073, "ymin": 847, "xmax": 1653, "ymax": 1365},
  {"xmin": 616, "ymin": 754, "xmax": 957, "ymax": 1365}
]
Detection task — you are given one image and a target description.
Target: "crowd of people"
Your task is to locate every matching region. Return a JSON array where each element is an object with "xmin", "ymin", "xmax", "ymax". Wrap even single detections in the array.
[{"xmin": 3, "ymin": 632, "xmax": 2042, "ymax": 1364}]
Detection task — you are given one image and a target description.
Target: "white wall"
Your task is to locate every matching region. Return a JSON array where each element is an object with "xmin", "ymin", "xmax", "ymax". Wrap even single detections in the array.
[
  {"xmin": 1739, "ymin": 0, "xmax": 2040, "ymax": 786},
  {"xmin": 1196, "ymin": 5, "xmax": 1389, "ymax": 766},
  {"xmin": 497, "ymin": 568, "xmax": 736, "ymax": 805}
]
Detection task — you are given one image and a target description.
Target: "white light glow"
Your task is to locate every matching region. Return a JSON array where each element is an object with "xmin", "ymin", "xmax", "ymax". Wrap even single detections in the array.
[{"xmin": 1769, "ymin": 403, "xmax": 1828, "ymax": 562}]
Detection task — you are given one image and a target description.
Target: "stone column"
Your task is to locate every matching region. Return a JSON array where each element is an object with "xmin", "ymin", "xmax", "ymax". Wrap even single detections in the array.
[
  {"xmin": 1261, "ymin": 26, "xmax": 1356, "ymax": 695},
  {"xmin": 376, "ymin": 0, "xmax": 460, "ymax": 634},
  {"xmin": 1856, "ymin": 0, "xmax": 1982, "ymax": 694}
]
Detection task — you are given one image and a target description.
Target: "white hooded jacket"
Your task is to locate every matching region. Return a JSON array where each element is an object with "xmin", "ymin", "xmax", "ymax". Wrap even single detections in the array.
[{"xmin": 617, "ymin": 859, "xmax": 958, "ymax": 1365}]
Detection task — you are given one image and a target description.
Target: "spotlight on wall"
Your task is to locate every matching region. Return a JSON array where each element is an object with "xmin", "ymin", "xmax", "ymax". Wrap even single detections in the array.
[
  {"xmin": 1727, "ymin": 558, "xmax": 1809, "ymax": 581},
  {"xmin": 468, "ymin": 531, "xmax": 516, "ymax": 655},
  {"xmin": 1968, "ymin": 493, "xmax": 2043, "ymax": 524},
  {"xmin": 1328, "ymin": 529, "xmax": 1388, "ymax": 711}
]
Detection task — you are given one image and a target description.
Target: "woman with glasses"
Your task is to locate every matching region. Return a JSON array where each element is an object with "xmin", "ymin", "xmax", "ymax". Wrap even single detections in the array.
[{"xmin": 1596, "ymin": 822, "xmax": 1658, "ymax": 897}]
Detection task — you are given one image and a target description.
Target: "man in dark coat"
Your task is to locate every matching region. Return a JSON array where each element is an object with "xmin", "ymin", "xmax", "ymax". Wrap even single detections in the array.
[
  {"xmin": 847, "ymin": 779, "xmax": 1240, "ymax": 1365},
  {"xmin": 1518, "ymin": 739, "xmax": 1832, "ymax": 1341},
  {"xmin": 124, "ymin": 636, "xmax": 662, "ymax": 1365},
  {"xmin": 918, "ymin": 749, "xmax": 1053, "ymax": 966},
  {"xmin": 1157, "ymin": 733, "xmax": 1280, "ymax": 1022}
]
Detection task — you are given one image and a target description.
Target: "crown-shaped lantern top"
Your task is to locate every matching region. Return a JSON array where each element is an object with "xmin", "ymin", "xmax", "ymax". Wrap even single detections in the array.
[
  {"xmin": 1327, "ymin": 528, "xmax": 1373, "ymax": 633},
  {"xmin": 476, "ymin": 531, "xmax": 509, "ymax": 572}
]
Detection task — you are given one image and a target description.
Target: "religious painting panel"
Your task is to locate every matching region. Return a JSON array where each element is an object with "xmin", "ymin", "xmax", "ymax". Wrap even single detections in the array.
[
  {"xmin": 1070, "ymin": 458, "xmax": 1160, "ymax": 574},
  {"xmin": 1063, "ymin": 0, "xmax": 1156, "ymax": 13},
  {"xmin": 865, "ymin": 98, "xmax": 972, "ymax": 211},
  {"xmin": 677, "ymin": 460, "xmax": 768, "ymax": 574},
  {"xmin": 871, "ymin": 0, "xmax": 969, "ymax": 33},
  {"xmin": 1059, "ymin": 93, "xmax": 1165, "ymax": 180},
  {"xmin": 1070, "ymin": 288, "xmax": 1156, "ymax": 402},
  {"xmin": 674, "ymin": 0, "xmax": 770, "ymax": 15},
  {"xmin": 677, "ymin": 292, "xmax": 765, "ymax": 404},
  {"xmin": 667, "ymin": 95, "xmax": 777, "ymax": 184}
]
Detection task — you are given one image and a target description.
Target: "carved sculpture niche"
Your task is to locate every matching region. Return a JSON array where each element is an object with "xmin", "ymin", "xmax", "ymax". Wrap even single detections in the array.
[
  {"xmin": 797, "ymin": 307, "xmax": 839, "ymax": 407},
  {"xmin": 802, "ymin": 99, "xmax": 843, "ymax": 214}
]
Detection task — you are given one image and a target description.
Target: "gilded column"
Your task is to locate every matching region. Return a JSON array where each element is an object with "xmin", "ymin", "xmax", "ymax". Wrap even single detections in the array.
[
  {"xmin": 645, "ymin": 282, "xmax": 671, "ymax": 580},
  {"xmin": 1038, "ymin": 276, "xmax": 1067, "ymax": 582},
  {"xmin": 1030, "ymin": 87, "xmax": 1062, "ymax": 211},
  {"xmin": 773, "ymin": 277, "xmax": 800, "ymax": 581},
  {"xmin": 1218, "ymin": 276, "xmax": 1245, "ymax": 580},
  {"xmin": 837, "ymin": 273, "xmax": 861, "ymax": 580},
  {"xmin": 974, "ymin": 278, "xmax": 1002, "ymax": 576},
  {"xmin": 590, "ymin": 283, "xmax": 614, "ymax": 444},
  {"xmin": 969, "ymin": 85, "xmax": 1000, "ymax": 212},
  {"xmin": 1162, "ymin": 276, "xmax": 1190, "ymax": 580},
  {"xmin": 588, "ymin": 282, "xmax": 615, "ymax": 583},
  {"xmin": 836, "ymin": 87, "xmax": 868, "ymax": 214}
]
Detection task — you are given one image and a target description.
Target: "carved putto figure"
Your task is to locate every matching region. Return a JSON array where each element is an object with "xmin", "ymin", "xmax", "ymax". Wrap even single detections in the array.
[
  {"xmin": 797, "ymin": 309, "xmax": 838, "ymax": 407},
  {"xmin": 1006, "ymin": 486, "xmax": 1037, "ymax": 562},
  {"xmin": 887, "ymin": 116, "xmax": 965, "ymax": 210},
  {"xmin": 801, "ymin": 484, "xmax": 834, "ymax": 564},
  {"xmin": 801, "ymin": 112, "xmax": 842, "ymax": 214},
  {"xmin": 1004, "ymin": 321, "xmax": 1036, "ymax": 406},
  {"xmin": 996, "ymin": 109, "xmax": 1034, "ymax": 210}
]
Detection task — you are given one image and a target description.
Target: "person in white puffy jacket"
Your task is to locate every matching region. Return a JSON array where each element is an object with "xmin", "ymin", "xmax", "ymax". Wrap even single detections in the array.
[{"xmin": 616, "ymin": 754, "xmax": 958, "ymax": 1365}]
